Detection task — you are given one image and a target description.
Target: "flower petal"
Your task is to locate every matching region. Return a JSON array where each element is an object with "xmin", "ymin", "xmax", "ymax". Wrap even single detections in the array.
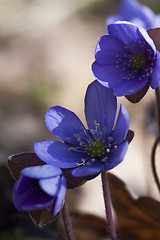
[
  {"xmin": 72, "ymin": 164, "xmax": 103, "ymax": 177},
  {"xmin": 21, "ymin": 193, "xmax": 54, "ymax": 211},
  {"xmin": 92, "ymin": 62, "xmax": 124, "ymax": 88},
  {"xmin": 85, "ymin": 80, "xmax": 117, "ymax": 136},
  {"xmin": 105, "ymin": 141, "xmax": 128, "ymax": 171},
  {"xmin": 22, "ymin": 165, "xmax": 62, "ymax": 179},
  {"xmin": 14, "ymin": 175, "xmax": 33, "ymax": 195},
  {"xmin": 13, "ymin": 177, "xmax": 31, "ymax": 212},
  {"xmin": 45, "ymin": 106, "xmax": 86, "ymax": 144},
  {"xmin": 137, "ymin": 27, "xmax": 156, "ymax": 53},
  {"xmin": 108, "ymin": 21, "xmax": 141, "ymax": 48},
  {"xmin": 111, "ymin": 104, "xmax": 130, "ymax": 144},
  {"xmin": 13, "ymin": 176, "xmax": 54, "ymax": 212},
  {"xmin": 52, "ymin": 176, "xmax": 66, "ymax": 216},
  {"xmin": 95, "ymin": 35, "xmax": 126, "ymax": 65},
  {"xmin": 39, "ymin": 176, "xmax": 60, "ymax": 196},
  {"xmin": 34, "ymin": 140, "xmax": 87, "ymax": 168},
  {"xmin": 150, "ymin": 50, "xmax": 160, "ymax": 89},
  {"xmin": 113, "ymin": 76, "xmax": 148, "ymax": 96}
]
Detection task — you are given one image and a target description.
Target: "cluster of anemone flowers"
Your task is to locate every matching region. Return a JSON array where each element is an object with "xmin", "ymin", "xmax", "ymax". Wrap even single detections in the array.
[{"xmin": 8, "ymin": 0, "xmax": 160, "ymax": 239}]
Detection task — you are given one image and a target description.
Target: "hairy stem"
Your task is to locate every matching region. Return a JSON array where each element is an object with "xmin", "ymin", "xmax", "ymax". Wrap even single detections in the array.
[
  {"xmin": 61, "ymin": 202, "xmax": 75, "ymax": 240},
  {"xmin": 101, "ymin": 170, "xmax": 117, "ymax": 240},
  {"xmin": 152, "ymin": 87, "xmax": 160, "ymax": 193},
  {"xmin": 155, "ymin": 87, "xmax": 160, "ymax": 132},
  {"xmin": 151, "ymin": 134, "xmax": 160, "ymax": 193}
]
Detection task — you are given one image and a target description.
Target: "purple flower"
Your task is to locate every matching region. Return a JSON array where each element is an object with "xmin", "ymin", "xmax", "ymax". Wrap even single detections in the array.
[
  {"xmin": 106, "ymin": 0, "xmax": 160, "ymax": 30},
  {"xmin": 34, "ymin": 80, "xmax": 130, "ymax": 178},
  {"xmin": 92, "ymin": 21, "xmax": 160, "ymax": 97},
  {"xmin": 13, "ymin": 164, "xmax": 66, "ymax": 217}
]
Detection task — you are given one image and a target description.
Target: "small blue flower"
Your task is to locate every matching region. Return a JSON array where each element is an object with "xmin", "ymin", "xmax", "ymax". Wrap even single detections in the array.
[
  {"xmin": 34, "ymin": 80, "xmax": 130, "ymax": 178},
  {"xmin": 92, "ymin": 21, "xmax": 160, "ymax": 97},
  {"xmin": 106, "ymin": 0, "xmax": 160, "ymax": 30},
  {"xmin": 13, "ymin": 164, "xmax": 66, "ymax": 217}
]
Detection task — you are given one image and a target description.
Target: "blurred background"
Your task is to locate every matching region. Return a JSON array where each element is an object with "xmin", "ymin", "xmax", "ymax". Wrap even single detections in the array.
[{"xmin": 1, "ymin": 0, "xmax": 160, "ymax": 239}]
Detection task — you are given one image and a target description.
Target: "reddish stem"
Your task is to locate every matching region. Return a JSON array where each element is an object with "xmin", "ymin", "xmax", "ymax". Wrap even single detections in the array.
[
  {"xmin": 61, "ymin": 202, "xmax": 75, "ymax": 240},
  {"xmin": 101, "ymin": 170, "xmax": 117, "ymax": 240}
]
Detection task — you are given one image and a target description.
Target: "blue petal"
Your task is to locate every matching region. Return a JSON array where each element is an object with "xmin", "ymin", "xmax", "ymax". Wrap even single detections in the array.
[
  {"xmin": 21, "ymin": 193, "xmax": 54, "ymax": 211},
  {"xmin": 92, "ymin": 62, "xmax": 124, "ymax": 88},
  {"xmin": 34, "ymin": 140, "xmax": 87, "ymax": 168},
  {"xmin": 150, "ymin": 51, "xmax": 160, "ymax": 89},
  {"xmin": 108, "ymin": 22, "xmax": 156, "ymax": 54},
  {"xmin": 108, "ymin": 21, "xmax": 141, "ymax": 48},
  {"xmin": 13, "ymin": 177, "xmax": 32, "ymax": 212},
  {"xmin": 111, "ymin": 104, "xmax": 130, "ymax": 144},
  {"xmin": 52, "ymin": 176, "xmax": 66, "ymax": 216},
  {"xmin": 119, "ymin": 0, "xmax": 154, "ymax": 29},
  {"xmin": 45, "ymin": 106, "xmax": 86, "ymax": 145},
  {"xmin": 39, "ymin": 176, "xmax": 60, "ymax": 196},
  {"xmin": 72, "ymin": 164, "xmax": 103, "ymax": 177},
  {"xmin": 13, "ymin": 176, "xmax": 54, "ymax": 212},
  {"xmin": 95, "ymin": 35, "xmax": 126, "ymax": 65},
  {"xmin": 85, "ymin": 80, "xmax": 117, "ymax": 136},
  {"xmin": 22, "ymin": 165, "xmax": 62, "ymax": 179},
  {"xmin": 14, "ymin": 175, "xmax": 33, "ymax": 195},
  {"xmin": 105, "ymin": 141, "xmax": 128, "ymax": 171},
  {"xmin": 113, "ymin": 76, "xmax": 148, "ymax": 96},
  {"xmin": 137, "ymin": 27, "xmax": 156, "ymax": 54}
]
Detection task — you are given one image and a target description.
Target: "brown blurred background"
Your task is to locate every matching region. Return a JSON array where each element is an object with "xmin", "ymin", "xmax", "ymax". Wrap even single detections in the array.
[{"xmin": 1, "ymin": 0, "xmax": 160, "ymax": 220}]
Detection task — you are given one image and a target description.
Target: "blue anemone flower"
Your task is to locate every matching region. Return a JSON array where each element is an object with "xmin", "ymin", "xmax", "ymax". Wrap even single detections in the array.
[
  {"xmin": 106, "ymin": 0, "xmax": 160, "ymax": 30},
  {"xmin": 34, "ymin": 80, "xmax": 130, "ymax": 178},
  {"xmin": 92, "ymin": 21, "xmax": 160, "ymax": 97},
  {"xmin": 13, "ymin": 164, "xmax": 66, "ymax": 217}
]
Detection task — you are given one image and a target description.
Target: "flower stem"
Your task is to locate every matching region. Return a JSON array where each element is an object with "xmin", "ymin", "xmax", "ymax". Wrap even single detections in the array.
[
  {"xmin": 61, "ymin": 202, "xmax": 75, "ymax": 240},
  {"xmin": 101, "ymin": 170, "xmax": 117, "ymax": 240},
  {"xmin": 155, "ymin": 87, "xmax": 160, "ymax": 132},
  {"xmin": 151, "ymin": 87, "xmax": 160, "ymax": 193},
  {"xmin": 151, "ymin": 134, "xmax": 160, "ymax": 193}
]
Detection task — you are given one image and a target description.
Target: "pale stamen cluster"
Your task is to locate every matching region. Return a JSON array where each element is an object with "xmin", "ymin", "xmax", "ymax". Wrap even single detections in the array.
[
  {"xmin": 115, "ymin": 40, "xmax": 156, "ymax": 80},
  {"xmin": 68, "ymin": 120, "xmax": 117, "ymax": 166}
]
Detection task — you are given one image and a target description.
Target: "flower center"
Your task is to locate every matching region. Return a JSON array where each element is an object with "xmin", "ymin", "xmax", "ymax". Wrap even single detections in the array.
[
  {"xmin": 68, "ymin": 120, "xmax": 117, "ymax": 166},
  {"xmin": 129, "ymin": 54, "xmax": 146, "ymax": 70},
  {"xmin": 85, "ymin": 138, "xmax": 105, "ymax": 157},
  {"xmin": 115, "ymin": 40, "xmax": 156, "ymax": 80}
]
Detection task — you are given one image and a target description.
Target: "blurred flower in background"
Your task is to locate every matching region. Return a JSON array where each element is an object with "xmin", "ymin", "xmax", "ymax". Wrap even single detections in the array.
[{"xmin": 106, "ymin": 0, "xmax": 160, "ymax": 29}]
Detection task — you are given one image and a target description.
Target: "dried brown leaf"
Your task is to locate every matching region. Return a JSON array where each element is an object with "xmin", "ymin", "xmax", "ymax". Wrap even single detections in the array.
[
  {"xmin": 108, "ymin": 173, "xmax": 160, "ymax": 240},
  {"xmin": 125, "ymin": 79, "xmax": 150, "ymax": 103},
  {"xmin": 29, "ymin": 204, "xmax": 56, "ymax": 227},
  {"xmin": 8, "ymin": 152, "xmax": 45, "ymax": 181},
  {"xmin": 58, "ymin": 211, "xmax": 108, "ymax": 240},
  {"xmin": 147, "ymin": 28, "xmax": 160, "ymax": 52}
]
